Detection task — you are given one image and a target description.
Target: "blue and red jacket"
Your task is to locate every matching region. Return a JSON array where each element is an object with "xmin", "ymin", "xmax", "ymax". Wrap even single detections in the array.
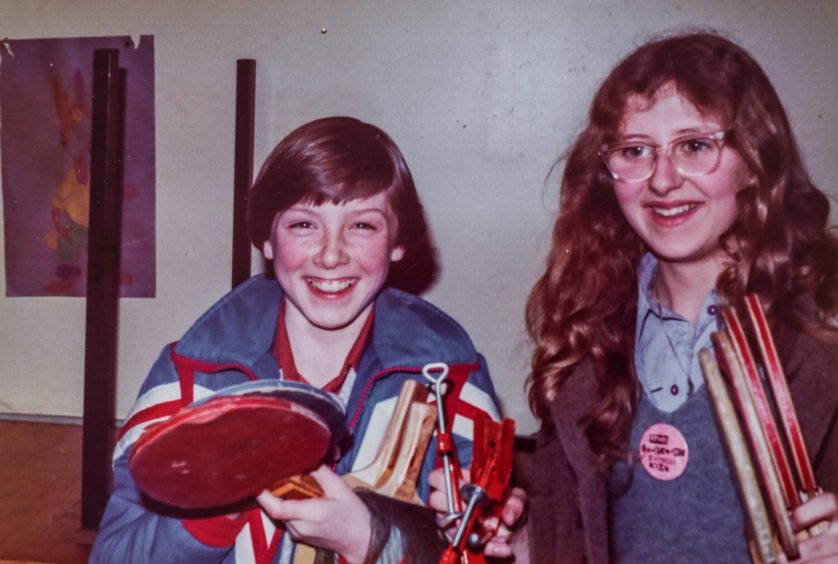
[{"xmin": 90, "ymin": 275, "xmax": 500, "ymax": 563}]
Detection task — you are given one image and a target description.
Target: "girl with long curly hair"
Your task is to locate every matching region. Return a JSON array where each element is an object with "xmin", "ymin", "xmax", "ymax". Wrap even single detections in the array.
[{"xmin": 523, "ymin": 32, "xmax": 838, "ymax": 562}]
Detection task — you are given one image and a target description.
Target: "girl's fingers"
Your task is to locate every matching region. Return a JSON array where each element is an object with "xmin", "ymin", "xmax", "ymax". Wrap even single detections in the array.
[
  {"xmin": 484, "ymin": 539, "xmax": 514, "ymax": 558},
  {"xmin": 501, "ymin": 487, "xmax": 527, "ymax": 527},
  {"xmin": 792, "ymin": 492, "xmax": 837, "ymax": 531}
]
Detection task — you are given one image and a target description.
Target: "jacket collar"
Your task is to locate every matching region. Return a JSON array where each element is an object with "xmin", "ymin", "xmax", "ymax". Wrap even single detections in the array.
[
  {"xmin": 174, "ymin": 275, "xmax": 282, "ymax": 379},
  {"xmin": 173, "ymin": 275, "xmax": 477, "ymax": 380}
]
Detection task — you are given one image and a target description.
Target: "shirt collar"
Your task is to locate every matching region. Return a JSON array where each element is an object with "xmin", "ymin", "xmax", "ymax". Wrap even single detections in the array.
[
  {"xmin": 635, "ymin": 252, "xmax": 719, "ymax": 325},
  {"xmin": 273, "ymin": 299, "xmax": 375, "ymax": 393},
  {"xmin": 634, "ymin": 253, "xmax": 720, "ymax": 412},
  {"xmin": 636, "ymin": 252, "xmax": 658, "ymax": 325}
]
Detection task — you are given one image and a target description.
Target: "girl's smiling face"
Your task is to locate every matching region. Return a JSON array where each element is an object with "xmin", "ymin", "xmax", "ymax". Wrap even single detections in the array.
[
  {"xmin": 611, "ymin": 85, "xmax": 753, "ymax": 270},
  {"xmin": 262, "ymin": 191, "xmax": 404, "ymax": 332}
]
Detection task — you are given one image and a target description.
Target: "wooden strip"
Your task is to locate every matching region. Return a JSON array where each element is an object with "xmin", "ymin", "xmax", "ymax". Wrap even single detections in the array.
[
  {"xmin": 81, "ymin": 48, "xmax": 123, "ymax": 530},
  {"xmin": 380, "ymin": 401, "xmax": 437, "ymax": 503},
  {"xmin": 745, "ymin": 294, "xmax": 818, "ymax": 496},
  {"xmin": 700, "ymin": 348, "xmax": 777, "ymax": 564},
  {"xmin": 721, "ymin": 308, "xmax": 799, "ymax": 508},
  {"xmin": 713, "ymin": 331, "xmax": 798, "ymax": 559},
  {"xmin": 231, "ymin": 59, "xmax": 256, "ymax": 288},
  {"xmin": 349, "ymin": 379, "xmax": 430, "ymax": 493}
]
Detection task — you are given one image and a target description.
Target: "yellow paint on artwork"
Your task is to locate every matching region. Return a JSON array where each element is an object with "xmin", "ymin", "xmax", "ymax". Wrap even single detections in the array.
[
  {"xmin": 42, "ymin": 230, "xmax": 59, "ymax": 250},
  {"xmin": 51, "ymin": 169, "xmax": 89, "ymax": 227}
]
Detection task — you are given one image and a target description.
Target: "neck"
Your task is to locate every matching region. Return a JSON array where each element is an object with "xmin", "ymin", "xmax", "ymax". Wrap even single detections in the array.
[
  {"xmin": 283, "ymin": 303, "xmax": 372, "ymax": 388},
  {"xmin": 654, "ymin": 256, "xmax": 724, "ymax": 326}
]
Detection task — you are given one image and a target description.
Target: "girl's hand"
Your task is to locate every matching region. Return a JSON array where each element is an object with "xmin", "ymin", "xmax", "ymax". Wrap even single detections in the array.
[
  {"xmin": 480, "ymin": 485, "xmax": 528, "ymax": 559},
  {"xmin": 256, "ymin": 466, "xmax": 371, "ymax": 564},
  {"xmin": 428, "ymin": 467, "xmax": 528, "ymax": 559},
  {"xmin": 781, "ymin": 491, "xmax": 838, "ymax": 563}
]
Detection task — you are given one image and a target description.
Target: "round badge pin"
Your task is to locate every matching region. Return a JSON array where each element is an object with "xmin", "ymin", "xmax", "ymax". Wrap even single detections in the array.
[{"xmin": 639, "ymin": 422, "xmax": 689, "ymax": 481}]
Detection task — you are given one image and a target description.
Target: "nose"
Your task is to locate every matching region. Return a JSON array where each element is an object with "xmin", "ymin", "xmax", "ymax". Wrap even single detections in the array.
[
  {"xmin": 648, "ymin": 150, "xmax": 684, "ymax": 196},
  {"xmin": 313, "ymin": 229, "xmax": 349, "ymax": 268}
]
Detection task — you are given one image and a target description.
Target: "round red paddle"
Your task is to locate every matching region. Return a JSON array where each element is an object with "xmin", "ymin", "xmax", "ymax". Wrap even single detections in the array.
[{"xmin": 129, "ymin": 380, "xmax": 345, "ymax": 509}]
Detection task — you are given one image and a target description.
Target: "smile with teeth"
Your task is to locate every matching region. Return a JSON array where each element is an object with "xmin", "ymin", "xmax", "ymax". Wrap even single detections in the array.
[
  {"xmin": 651, "ymin": 203, "xmax": 697, "ymax": 217},
  {"xmin": 305, "ymin": 277, "xmax": 357, "ymax": 293}
]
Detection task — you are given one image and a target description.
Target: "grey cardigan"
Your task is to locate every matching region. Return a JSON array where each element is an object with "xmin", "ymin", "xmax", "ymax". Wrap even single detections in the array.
[{"xmin": 527, "ymin": 324, "xmax": 838, "ymax": 563}]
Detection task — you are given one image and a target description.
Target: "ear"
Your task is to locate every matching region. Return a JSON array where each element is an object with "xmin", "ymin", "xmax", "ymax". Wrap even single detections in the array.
[
  {"xmin": 390, "ymin": 245, "xmax": 405, "ymax": 262},
  {"xmin": 262, "ymin": 240, "xmax": 274, "ymax": 261}
]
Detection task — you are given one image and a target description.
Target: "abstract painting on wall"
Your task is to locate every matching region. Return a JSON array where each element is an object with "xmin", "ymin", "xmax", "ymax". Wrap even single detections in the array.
[{"xmin": 1, "ymin": 35, "xmax": 155, "ymax": 297}]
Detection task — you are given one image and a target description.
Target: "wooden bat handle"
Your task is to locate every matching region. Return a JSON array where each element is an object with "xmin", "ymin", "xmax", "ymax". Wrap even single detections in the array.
[{"xmin": 270, "ymin": 473, "xmax": 324, "ymax": 499}]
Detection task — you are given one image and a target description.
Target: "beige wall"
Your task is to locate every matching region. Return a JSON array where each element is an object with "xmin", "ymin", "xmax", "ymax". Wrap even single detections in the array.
[{"xmin": 1, "ymin": 0, "xmax": 836, "ymax": 433}]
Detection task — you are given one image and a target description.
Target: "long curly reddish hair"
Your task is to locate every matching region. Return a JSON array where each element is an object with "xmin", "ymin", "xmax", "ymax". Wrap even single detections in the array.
[{"xmin": 526, "ymin": 31, "xmax": 838, "ymax": 461}]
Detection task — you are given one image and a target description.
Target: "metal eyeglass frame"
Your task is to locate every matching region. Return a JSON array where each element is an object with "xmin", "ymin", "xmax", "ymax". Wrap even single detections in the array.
[{"xmin": 600, "ymin": 130, "xmax": 728, "ymax": 183}]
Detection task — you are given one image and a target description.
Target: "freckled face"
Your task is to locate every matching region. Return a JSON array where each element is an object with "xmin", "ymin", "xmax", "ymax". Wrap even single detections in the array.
[
  {"xmin": 612, "ymin": 88, "xmax": 753, "ymax": 269},
  {"xmin": 262, "ymin": 192, "xmax": 405, "ymax": 331}
]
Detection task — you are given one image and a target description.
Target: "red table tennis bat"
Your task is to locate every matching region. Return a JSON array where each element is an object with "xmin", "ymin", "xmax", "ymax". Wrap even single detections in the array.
[{"xmin": 129, "ymin": 380, "xmax": 346, "ymax": 509}]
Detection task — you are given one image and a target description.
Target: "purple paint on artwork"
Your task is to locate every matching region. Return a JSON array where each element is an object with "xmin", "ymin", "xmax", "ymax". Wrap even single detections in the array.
[{"xmin": 1, "ymin": 35, "xmax": 156, "ymax": 297}]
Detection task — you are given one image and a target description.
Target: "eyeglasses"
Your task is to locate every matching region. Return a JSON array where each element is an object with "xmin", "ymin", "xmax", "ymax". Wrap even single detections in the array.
[{"xmin": 600, "ymin": 131, "xmax": 728, "ymax": 183}]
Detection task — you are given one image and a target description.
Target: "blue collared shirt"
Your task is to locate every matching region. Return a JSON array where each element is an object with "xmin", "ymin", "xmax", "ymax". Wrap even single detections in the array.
[{"xmin": 635, "ymin": 253, "xmax": 720, "ymax": 412}]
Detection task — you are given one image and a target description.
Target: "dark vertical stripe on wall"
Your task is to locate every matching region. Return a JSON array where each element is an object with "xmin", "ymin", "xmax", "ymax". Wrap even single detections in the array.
[
  {"xmin": 232, "ymin": 59, "xmax": 256, "ymax": 288},
  {"xmin": 82, "ymin": 49, "xmax": 124, "ymax": 530}
]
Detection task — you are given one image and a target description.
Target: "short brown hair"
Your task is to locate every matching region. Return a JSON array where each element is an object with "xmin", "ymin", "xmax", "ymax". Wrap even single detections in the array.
[{"xmin": 247, "ymin": 116, "xmax": 437, "ymax": 293}]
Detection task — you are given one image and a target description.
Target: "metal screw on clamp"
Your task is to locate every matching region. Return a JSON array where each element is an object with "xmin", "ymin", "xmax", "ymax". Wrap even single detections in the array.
[
  {"xmin": 422, "ymin": 362, "xmax": 458, "ymax": 517},
  {"xmin": 453, "ymin": 482, "xmax": 490, "ymax": 549}
]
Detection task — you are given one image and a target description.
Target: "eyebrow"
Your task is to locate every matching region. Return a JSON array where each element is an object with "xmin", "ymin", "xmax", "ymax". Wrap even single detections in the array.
[
  {"xmin": 282, "ymin": 206, "xmax": 318, "ymax": 215},
  {"xmin": 619, "ymin": 126, "xmax": 722, "ymax": 142},
  {"xmin": 283, "ymin": 205, "xmax": 390, "ymax": 217}
]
